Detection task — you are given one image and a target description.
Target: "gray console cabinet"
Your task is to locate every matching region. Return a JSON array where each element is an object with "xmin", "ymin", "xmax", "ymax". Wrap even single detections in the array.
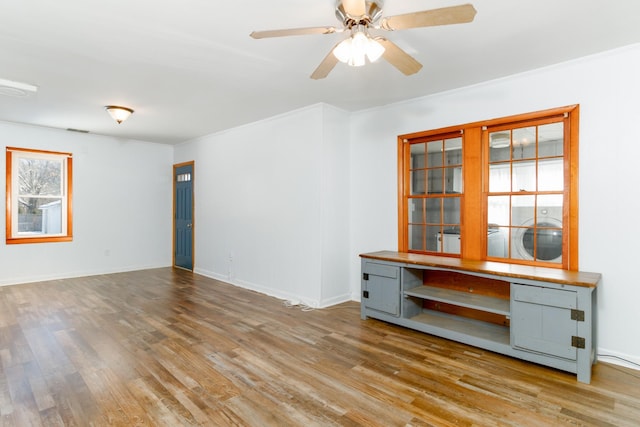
[{"xmin": 360, "ymin": 251, "xmax": 600, "ymax": 383}]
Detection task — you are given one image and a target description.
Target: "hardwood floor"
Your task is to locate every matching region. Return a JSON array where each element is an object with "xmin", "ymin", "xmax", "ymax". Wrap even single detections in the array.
[{"xmin": 0, "ymin": 268, "xmax": 638, "ymax": 426}]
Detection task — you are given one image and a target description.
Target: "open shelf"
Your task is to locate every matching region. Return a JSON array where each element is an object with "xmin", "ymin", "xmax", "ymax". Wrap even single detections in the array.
[
  {"xmin": 361, "ymin": 252, "xmax": 599, "ymax": 383},
  {"xmin": 405, "ymin": 285, "xmax": 510, "ymax": 316},
  {"xmin": 410, "ymin": 309, "xmax": 510, "ymax": 346}
]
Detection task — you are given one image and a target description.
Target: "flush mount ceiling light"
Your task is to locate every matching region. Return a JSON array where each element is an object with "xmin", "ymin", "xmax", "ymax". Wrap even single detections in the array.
[
  {"xmin": 490, "ymin": 131, "xmax": 511, "ymax": 148},
  {"xmin": 105, "ymin": 105, "xmax": 134, "ymax": 124},
  {"xmin": 0, "ymin": 78, "xmax": 38, "ymax": 98}
]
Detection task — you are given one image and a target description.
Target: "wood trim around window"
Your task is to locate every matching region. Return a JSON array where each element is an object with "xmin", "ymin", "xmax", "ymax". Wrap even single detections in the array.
[
  {"xmin": 5, "ymin": 147, "xmax": 73, "ymax": 244},
  {"xmin": 398, "ymin": 105, "xmax": 579, "ymax": 270},
  {"xmin": 397, "ymin": 139, "xmax": 407, "ymax": 252}
]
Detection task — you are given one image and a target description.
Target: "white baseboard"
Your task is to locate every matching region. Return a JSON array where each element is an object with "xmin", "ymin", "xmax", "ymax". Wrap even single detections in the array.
[
  {"xmin": 0, "ymin": 263, "xmax": 171, "ymax": 287},
  {"xmin": 194, "ymin": 268, "xmax": 351, "ymax": 309},
  {"xmin": 597, "ymin": 348, "xmax": 640, "ymax": 371}
]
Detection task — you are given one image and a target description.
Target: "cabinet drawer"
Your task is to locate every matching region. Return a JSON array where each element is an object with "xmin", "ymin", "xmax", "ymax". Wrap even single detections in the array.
[
  {"xmin": 512, "ymin": 283, "xmax": 576, "ymax": 309},
  {"xmin": 363, "ymin": 261, "xmax": 399, "ymax": 279}
]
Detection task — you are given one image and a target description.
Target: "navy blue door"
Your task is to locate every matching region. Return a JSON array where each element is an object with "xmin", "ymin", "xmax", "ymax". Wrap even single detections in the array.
[{"xmin": 174, "ymin": 162, "xmax": 193, "ymax": 270}]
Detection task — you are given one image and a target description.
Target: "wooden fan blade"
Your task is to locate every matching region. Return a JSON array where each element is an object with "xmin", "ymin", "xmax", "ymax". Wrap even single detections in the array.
[
  {"xmin": 250, "ymin": 26, "xmax": 337, "ymax": 39},
  {"xmin": 377, "ymin": 38, "xmax": 423, "ymax": 76},
  {"xmin": 341, "ymin": 0, "xmax": 366, "ymax": 17},
  {"xmin": 380, "ymin": 4, "xmax": 477, "ymax": 31},
  {"xmin": 310, "ymin": 44, "xmax": 341, "ymax": 80}
]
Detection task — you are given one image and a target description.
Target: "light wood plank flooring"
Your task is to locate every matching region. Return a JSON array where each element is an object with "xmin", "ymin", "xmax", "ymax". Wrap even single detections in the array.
[{"xmin": 0, "ymin": 268, "xmax": 638, "ymax": 426}]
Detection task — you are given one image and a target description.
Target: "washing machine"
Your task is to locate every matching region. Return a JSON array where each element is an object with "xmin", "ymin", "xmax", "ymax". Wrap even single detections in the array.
[{"xmin": 511, "ymin": 206, "xmax": 563, "ymax": 263}]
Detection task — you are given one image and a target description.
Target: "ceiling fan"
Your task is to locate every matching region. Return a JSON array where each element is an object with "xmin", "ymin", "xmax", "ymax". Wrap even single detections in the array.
[{"xmin": 250, "ymin": 0, "xmax": 477, "ymax": 79}]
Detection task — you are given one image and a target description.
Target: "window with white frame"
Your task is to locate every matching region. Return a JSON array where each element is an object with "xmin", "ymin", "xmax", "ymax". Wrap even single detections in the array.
[{"xmin": 5, "ymin": 147, "xmax": 73, "ymax": 244}]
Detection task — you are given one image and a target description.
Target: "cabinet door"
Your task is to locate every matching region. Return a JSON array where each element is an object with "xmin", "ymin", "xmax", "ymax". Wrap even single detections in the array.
[
  {"xmin": 362, "ymin": 262, "xmax": 400, "ymax": 316},
  {"xmin": 511, "ymin": 283, "xmax": 577, "ymax": 360}
]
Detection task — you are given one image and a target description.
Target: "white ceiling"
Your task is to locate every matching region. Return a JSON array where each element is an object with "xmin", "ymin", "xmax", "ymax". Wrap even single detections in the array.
[{"xmin": 1, "ymin": 0, "xmax": 640, "ymax": 145}]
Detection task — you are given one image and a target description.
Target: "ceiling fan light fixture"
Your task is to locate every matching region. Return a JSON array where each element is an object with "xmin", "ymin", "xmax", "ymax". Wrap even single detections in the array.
[
  {"xmin": 252, "ymin": 2, "xmax": 475, "ymax": 79},
  {"xmin": 366, "ymin": 37, "xmax": 385, "ymax": 62},
  {"xmin": 348, "ymin": 32, "xmax": 367, "ymax": 66},
  {"xmin": 333, "ymin": 37, "xmax": 353, "ymax": 63},
  {"xmin": 105, "ymin": 105, "xmax": 134, "ymax": 124},
  {"xmin": 333, "ymin": 28, "xmax": 385, "ymax": 67}
]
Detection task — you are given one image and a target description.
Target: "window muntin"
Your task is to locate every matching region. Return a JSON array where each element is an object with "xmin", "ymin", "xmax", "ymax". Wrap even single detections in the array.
[
  {"xmin": 399, "ymin": 105, "xmax": 578, "ymax": 269},
  {"xmin": 176, "ymin": 172, "xmax": 191, "ymax": 182},
  {"xmin": 6, "ymin": 147, "xmax": 73, "ymax": 244},
  {"xmin": 487, "ymin": 118, "xmax": 565, "ymax": 266},
  {"xmin": 406, "ymin": 134, "xmax": 463, "ymax": 254}
]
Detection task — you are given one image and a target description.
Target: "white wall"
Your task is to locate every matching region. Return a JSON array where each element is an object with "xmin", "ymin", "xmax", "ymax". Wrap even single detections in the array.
[
  {"xmin": 319, "ymin": 106, "xmax": 351, "ymax": 306},
  {"xmin": 174, "ymin": 104, "xmax": 351, "ymax": 307},
  {"xmin": 0, "ymin": 122, "xmax": 173, "ymax": 285},
  {"xmin": 349, "ymin": 43, "xmax": 640, "ymax": 368},
  {"xmin": 3, "ymin": 42, "xmax": 638, "ymax": 370}
]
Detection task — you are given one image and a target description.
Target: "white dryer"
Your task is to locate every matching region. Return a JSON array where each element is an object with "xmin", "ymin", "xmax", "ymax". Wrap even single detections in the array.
[
  {"xmin": 437, "ymin": 229, "xmax": 507, "ymax": 257},
  {"xmin": 437, "ymin": 230, "xmax": 460, "ymax": 254},
  {"xmin": 511, "ymin": 206, "xmax": 563, "ymax": 263}
]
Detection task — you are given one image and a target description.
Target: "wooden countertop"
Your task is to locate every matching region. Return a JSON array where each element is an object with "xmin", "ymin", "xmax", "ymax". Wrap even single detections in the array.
[{"xmin": 360, "ymin": 251, "xmax": 601, "ymax": 288}]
